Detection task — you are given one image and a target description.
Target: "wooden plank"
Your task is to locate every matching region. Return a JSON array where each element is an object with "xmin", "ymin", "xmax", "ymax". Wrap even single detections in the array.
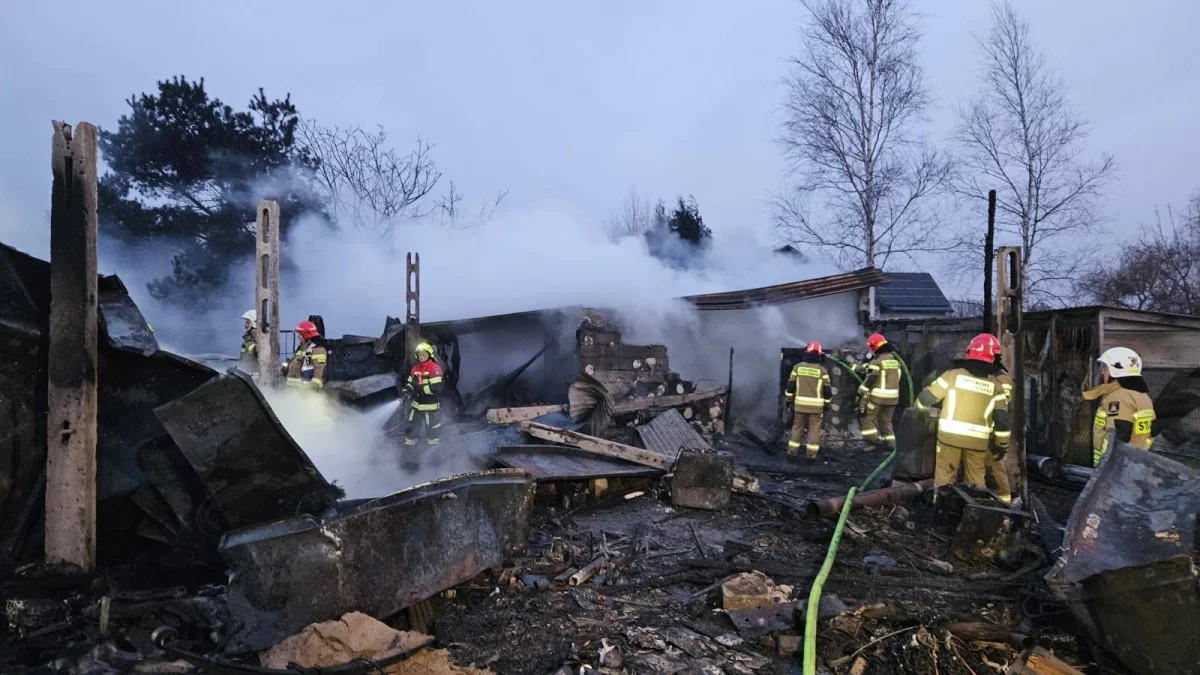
[
  {"xmin": 496, "ymin": 446, "xmax": 659, "ymax": 480},
  {"xmin": 612, "ymin": 387, "xmax": 727, "ymax": 414},
  {"xmin": 46, "ymin": 121, "xmax": 99, "ymax": 572},
  {"xmin": 519, "ymin": 421, "xmax": 759, "ymax": 494},
  {"xmin": 487, "ymin": 404, "xmax": 567, "ymax": 425},
  {"xmin": 255, "ymin": 201, "xmax": 281, "ymax": 386},
  {"xmin": 520, "ymin": 422, "xmax": 672, "ymax": 470},
  {"xmin": 1008, "ymin": 647, "xmax": 1083, "ymax": 675}
]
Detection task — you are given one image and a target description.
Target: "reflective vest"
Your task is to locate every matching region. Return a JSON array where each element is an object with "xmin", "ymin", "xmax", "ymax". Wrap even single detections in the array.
[
  {"xmin": 859, "ymin": 356, "xmax": 902, "ymax": 405},
  {"xmin": 785, "ymin": 362, "xmax": 832, "ymax": 414},
  {"xmin": 241, "ymin": 329, "xmax": 257, "ymax": 355},
  {"xmin": 1092, "ymin": 387, "xmax": 1155, "ymax": 465},
  {"xmin": 916, "ymin": 368, "xmax": 1008, "ymax": 452},
  {"xmin": 407, "ymin": 360, "xmax": 444, "ymax": 411}
]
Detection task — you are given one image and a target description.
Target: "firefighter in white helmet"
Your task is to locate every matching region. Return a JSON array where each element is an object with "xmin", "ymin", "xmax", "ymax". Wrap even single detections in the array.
[
  {"xmin": 1083, "ymin": 347, "xmax": 1156, "ymax": 465},
  {"xmin": 240, "ymin": 310, "xmax": 258, "ymax": 371}
]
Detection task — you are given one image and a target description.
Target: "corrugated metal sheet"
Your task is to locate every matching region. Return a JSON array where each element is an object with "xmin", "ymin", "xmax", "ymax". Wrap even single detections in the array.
[
  {"xmin": 684, "ymin": 267, "xmax": 887, "ymax": 310},
  {"xmin": 636, "ymin": 408, "xmax": 711, "ymax": 460}
]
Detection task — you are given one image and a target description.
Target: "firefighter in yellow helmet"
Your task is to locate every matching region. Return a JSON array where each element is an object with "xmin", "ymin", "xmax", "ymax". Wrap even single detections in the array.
[
  {"xmin": 784, "ymin": 341, "xmax": 834, "ymax": 460},
  {"xmin": 856, "ymin": 333, "xmax": 902, "ymax": 452},
  {"xmin": 1083, "ymin": 347, "xmax": 1155, "ymax": 466},
  {"xmin": 285, "ymin": 321, "xmax": 328, "ymax": 389},
  {"xmin": 915, "ymin": 334, "xmax": 1011, "ymax": 492},
  {"xmin": 403, "ymin": 342, "xmax": 444, "ymax": 447}
]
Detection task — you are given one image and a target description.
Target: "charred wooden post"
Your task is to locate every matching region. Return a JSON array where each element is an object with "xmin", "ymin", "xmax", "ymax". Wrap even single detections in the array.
[
  {"xmin": 996, "ymin": 246, "xmax": 1026, "ymax": 503},
  {"xmin": 404, "ymin": 252, "xmax": 421, "ymax": 370},
  {"xmin": 45, "ymin": 121, "xmax": 99, "ymax": 571},
  {"xmin": 983, "ymin": 189, "xmax": 997, "ymax": 334},
  {"xmin": 255, "ymin": 201, "xmax": 282, "ymax": 387}
]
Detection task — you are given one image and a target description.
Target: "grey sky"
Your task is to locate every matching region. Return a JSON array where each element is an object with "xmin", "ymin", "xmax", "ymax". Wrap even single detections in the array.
[{"xmin": 2, "ymin": 1, "xmax": 1198, "ymax": 290}]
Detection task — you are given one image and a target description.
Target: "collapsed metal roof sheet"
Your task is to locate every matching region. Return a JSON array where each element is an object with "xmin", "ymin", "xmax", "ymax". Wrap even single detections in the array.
[
  {"xmin": 682, "ymin": 267, "xmax": 887, "ymax": 311},
  {"xmin": 874, "ymin": 271, "xmax": 953, "ymax": 314}
]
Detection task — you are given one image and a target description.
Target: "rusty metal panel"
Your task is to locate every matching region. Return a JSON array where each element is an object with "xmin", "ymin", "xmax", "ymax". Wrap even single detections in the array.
[
  {"xmin": 495, "ymin": 445, "xmax": 659, "ymax": 480},
  {"xmin": 219, "ymin": 469, "xmax": 535, "ymax": 654},
  {"xmin": 153, "ymin": 370, "xmax": 341, "ymax": 530},
  {"xmin": 636, "ymin": 408, "xmax": 710, "ymax": 459},
  {"xmin": 1057, "ymin": 438, "xmax": 1200, "ymax": 584}
]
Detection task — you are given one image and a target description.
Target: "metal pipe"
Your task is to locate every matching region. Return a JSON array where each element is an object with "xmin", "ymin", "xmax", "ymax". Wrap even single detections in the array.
[
  {"xmin": 805, "ymin": 478, "xmax": 935, "ymax": 519},
  {"xmin": 804, "ymin": 486, "xmax": 857, "ymax": 675},
  {"xmin": 1026, "ymin": 454, "xmax": 1061, "ymax": 480}
]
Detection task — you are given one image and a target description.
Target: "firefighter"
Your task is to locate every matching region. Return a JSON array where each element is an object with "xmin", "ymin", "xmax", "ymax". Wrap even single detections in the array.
[
  {"xmin": 240, "ymin": 310, "xmax": 257, "ymax": 368},
  {"xmin": 285, "ymin": 320, "xmax": 328, "ymax": 389},
  {"xmin": 1083, "ymin": 347, "xmax": 1155, "ymax": 466},
  {"xmin": 404, "ymin": 342, "xmax": 444, "ymax": 447},
  {"xmin": 916, "ymin": 333, "xmax": 1011, "ymax": 492},
  {"xmin": 784, "ymin": 341, "xmax": 834, "ymax": 460},
  {"xmin": 855, "ymin": 333, "xmax": 902, "ymax": 451}
]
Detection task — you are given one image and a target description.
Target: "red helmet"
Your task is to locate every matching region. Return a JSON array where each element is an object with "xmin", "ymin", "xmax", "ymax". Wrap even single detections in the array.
[
  {"xmin": 805, "ymin": 341, "xmax": 823, "ymax": 355},
  {"xmin": 296, "ymin": 320, "xmax": 320, "ymax": 340},
  {"xmin": 965, "ymin": 333, "xmax": 1002, "ymax": 363},
  {"xmin": 866, "ymin": 333, "xmax": 888, "ymax": 352}
]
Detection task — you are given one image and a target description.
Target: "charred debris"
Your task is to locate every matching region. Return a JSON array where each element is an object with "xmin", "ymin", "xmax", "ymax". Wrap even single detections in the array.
[{"xmin": 4, "ymin": 199, "xmax": 1200, "ymax": 674}]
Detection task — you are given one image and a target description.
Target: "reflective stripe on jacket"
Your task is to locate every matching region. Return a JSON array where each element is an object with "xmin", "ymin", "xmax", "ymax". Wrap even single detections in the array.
[
  {"xmin": 915, "ymin": 368, "xmax": 1008, "ymax": 452},
  {"xmin": 858, "ymin": 356, "xmax": 902, "ymax": 404},
  {"xmin": 785, "ymin": 362, "xmax": 832, "ymax": 413},
  {"xmin": 407, "ymin": 359, "xmax": 444, "ymax": 410},
  {"xmin": 1092, "ymin": 387, "xmax": 1155, "ymax": 464}
]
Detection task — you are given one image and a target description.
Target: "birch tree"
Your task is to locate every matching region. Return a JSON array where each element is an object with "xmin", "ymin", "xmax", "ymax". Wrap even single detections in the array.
[
  {"xmin": 776, "ymin": 0, "xmax": 952, "ymax": 270},
  {"xmin": 955, "ymin": 1, "xmax": 1115, "ymax": 303}
]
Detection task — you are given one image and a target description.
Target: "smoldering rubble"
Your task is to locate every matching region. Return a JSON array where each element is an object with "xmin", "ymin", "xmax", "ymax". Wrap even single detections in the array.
[{"xmin": 4, "ymin": 236, "xmax": 1200, "ymax": 675}]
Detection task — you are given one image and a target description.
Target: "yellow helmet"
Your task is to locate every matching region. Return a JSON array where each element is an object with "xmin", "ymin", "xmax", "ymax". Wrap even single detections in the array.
[{"xmin": 414, "ymin": 342, "xmax": 435, "ymax": 357}]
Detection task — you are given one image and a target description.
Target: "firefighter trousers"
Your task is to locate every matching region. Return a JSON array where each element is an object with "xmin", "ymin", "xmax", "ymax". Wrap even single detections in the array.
[
  {"xmin": 404, "ymin": 405, "xmax": 442, "ymax": 446},
  {"xmin": 988, "ymin": 455, "xmax": 1012, "ymax": 502},
  {"xmin": 858, "ymin": 401, "xmax": 896, "ymax": 449},
  {"xmin": 788, "ymin": 411, "xmax": 823, "ymax": 458},
  {"xmin": 934, "ymin": 443, "xmax": 988, "ymax": 490}
]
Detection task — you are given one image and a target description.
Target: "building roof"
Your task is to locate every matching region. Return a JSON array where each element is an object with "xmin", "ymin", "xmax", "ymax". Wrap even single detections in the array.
[
  {"xmin": 683, "ymin": 267, "xmax": 886, "ymax": 311},
  {"xmin": 874, "ymin": 272, "xmax": 952, "ymax": 314}
]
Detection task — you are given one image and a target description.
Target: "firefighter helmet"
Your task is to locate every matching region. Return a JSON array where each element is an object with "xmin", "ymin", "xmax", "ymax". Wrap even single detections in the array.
[
  {"xmin": 296, "ymin": 321, "xmax": 320, "ymax": 340},
  {"xmin": 805, "ymin": 341, "xmax": 823, "ymax": 355},
  {"xmin": 1098, "ymin": 347, "xmax": 1142, "ymax": 377},
  {"xmin": 414, "ymin": 342, "xmax": 435, "ymax": 357},
  {"xmin": 866, "ymin": 333, "xmax": 888, "ymax": 352},
  {"xmin": 241, "ymin": 310, "xmax": 257, "ymax": 328},
  {"xmin": 965, "ymin": 333, "xmax": 1002, "ymax": 363}
]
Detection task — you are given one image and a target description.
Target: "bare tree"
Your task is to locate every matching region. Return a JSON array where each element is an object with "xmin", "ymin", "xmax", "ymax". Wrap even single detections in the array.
[
  {"xmin": 775, "ymin": 0, "xmax": 953, "ymax": 270},
  {"xmin": 954, "ymin": 1, "xmax": 1116, "ymax": 304},
  {"xmin": 1076, "ymin": 194, "xmax": 1200, "ymax": 314},
  {"xmin": 606, "ymin": 186, "xmax": 654, "ymax": 242},
  {"xmin": 433, "ymin": 180, "xmax": 509, "ymax": 231},
  {"xmin": 298, "ymin": 119, "xmax": 441, "ymax": 235}
]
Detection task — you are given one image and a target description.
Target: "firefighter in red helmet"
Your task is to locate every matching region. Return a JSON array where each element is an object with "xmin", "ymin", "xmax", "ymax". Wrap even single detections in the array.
[
  {"xmin": 285, "ymin": 320, "xmax": 328, "ymax": 389},
  {"xmin": 855, "ymin": 333, "xmax": 902, "ymax": 452},
  {"xmin": 916, "ymin": 334, "xmax": 1011, "ymax": 493},
  {"xmin": 784, "ymin": 341, "xmax": 834, "ymax": 460}
]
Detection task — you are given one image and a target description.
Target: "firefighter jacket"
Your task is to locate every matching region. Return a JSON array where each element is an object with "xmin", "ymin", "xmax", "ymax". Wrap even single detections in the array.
[
  {"xmin": 406, "ymin": 360, "xmax": 444, "ymax": 411},
  {"xmin": 857, "ymin": 351, "xmax": 902, "ymax": 405},
  {"xmin": 241, "ymin": 329, "xmax": 257, "ymax": 356},
  {"xmin": 915, "ymin": 366, "xmax": 1010, "ymax": 452},
  {"xmin": 785, "ymin": 357, "xmax": 833, "ymax": 414},
  {"xmin": 1085, "ymin": 380, "xmax": 1154, "ymax": 463},
  {"xmin": 286, "ymin": 339, "xmax": 328, "ymax": 388}
]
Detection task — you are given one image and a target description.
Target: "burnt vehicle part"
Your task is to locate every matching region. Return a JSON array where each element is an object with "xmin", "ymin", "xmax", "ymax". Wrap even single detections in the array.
[
  {"xmin": 154, "ymin": 370, "xmax": 342, "ymax": 531},
  {"xmin": 219, "ymin": 469, "xmax": 535, "ymax": 653},
  {"xmin": 1048, "ymin": 436, "xmax": 1200, "ymax": 675},
  {"xmin": 942, "ymin": 485, "xmax": 1030, "ymax": 567}
]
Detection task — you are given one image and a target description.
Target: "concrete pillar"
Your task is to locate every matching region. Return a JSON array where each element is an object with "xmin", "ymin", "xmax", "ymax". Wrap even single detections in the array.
[
  {"xmin": 404, "ymin": 252, "xmax": 421, "ymax": 370},
  {"xmin": 996, "ymin": 246, "xmax": 1025, "ymax": 501},
  {"xmin": 45, "ymin": 121, "xmax": 99, "ymax": 572},
  {"xmin": 255, "ymin": 201, "xmax": 282, "ymax": 386}
]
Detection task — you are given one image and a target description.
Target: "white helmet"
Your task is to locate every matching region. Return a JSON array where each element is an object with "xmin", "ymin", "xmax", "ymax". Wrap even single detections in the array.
[
  {"xmin": 241, "ymin": 310, "xmax": 257, "ymax": 328},
  {"xmin": 1098, "ymin": 347, "xmax": 1142, "ymax": 377}
]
